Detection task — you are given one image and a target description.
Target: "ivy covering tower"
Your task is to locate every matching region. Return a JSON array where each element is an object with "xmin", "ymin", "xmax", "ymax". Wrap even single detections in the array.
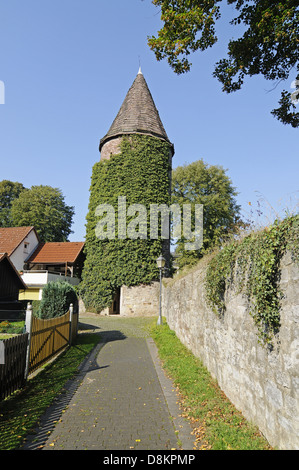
[{"xmin": 80, "ymin": 69, "xmax": 174, "ymax": 313}]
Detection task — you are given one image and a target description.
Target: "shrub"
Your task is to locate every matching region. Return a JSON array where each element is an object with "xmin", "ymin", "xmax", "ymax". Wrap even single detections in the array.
[
  {"xmin": 205, "ymin": 214, "xmax": 299, "ymax": 345},
  {"xmin": 0, "ymin": 321, "xmax": 10, "ymax": 333},
  {"xmin": 37, "ymin": 281, "xmax": 78, "ymax": 319}
]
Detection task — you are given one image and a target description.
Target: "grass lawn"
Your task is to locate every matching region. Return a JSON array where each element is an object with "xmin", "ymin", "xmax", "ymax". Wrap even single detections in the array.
[{"xmin": 150, "ymin": 322, "xmax": 273, "ymax": 450}]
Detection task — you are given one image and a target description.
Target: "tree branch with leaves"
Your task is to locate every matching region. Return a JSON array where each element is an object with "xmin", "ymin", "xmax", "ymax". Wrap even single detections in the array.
[{"xmin": 148, "ymin": 0, "xmax": 299, "ymax": 127}]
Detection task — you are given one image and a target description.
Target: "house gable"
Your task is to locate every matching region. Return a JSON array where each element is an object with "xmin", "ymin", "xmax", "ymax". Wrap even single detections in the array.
[{"xmin": 0, "ymin": 227, "xmax": 40, "ymax": 271}]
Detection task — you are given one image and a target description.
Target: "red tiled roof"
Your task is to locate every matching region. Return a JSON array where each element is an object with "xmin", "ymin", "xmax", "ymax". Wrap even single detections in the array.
[
  {"xmin": 27, "ymin": 242, "xmax": 85, "ymax": 265},
  {"xmin": 0, "ymin": 226, "xmax": 37, "ymax": 256}
]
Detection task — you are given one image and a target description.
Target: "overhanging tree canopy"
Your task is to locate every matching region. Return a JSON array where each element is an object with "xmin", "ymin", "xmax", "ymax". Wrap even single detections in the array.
[{"xmin": 148, "ymin": 0, "xmax": 299, "ymax": 127}]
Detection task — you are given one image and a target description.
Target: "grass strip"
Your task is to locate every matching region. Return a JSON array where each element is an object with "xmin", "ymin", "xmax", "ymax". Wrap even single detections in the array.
[
  {"xmin": 151, "ymin": 322, "xmax": 272, "ymax": 450},
  {"xmin": 0, "ymin": 332, "xmax": 101, "ymax": 450}
]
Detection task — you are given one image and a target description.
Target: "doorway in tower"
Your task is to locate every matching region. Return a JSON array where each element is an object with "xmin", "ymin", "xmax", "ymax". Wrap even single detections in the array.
[{"xmin": 109, "ymin": 288, "xmax": 120, "ymax": 315}]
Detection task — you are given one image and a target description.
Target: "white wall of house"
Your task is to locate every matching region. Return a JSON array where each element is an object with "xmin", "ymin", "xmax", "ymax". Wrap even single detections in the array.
[
  {"xmin": 9, "ymin": 230, "xmax": 39, "ymax": 271},
  {"xmin": 21, "ymin": 271, "xmax": 81, "ymax": 287},
  {"xmin": 19, "ymin": 271, "xmax": 81, "ymax": 301}
]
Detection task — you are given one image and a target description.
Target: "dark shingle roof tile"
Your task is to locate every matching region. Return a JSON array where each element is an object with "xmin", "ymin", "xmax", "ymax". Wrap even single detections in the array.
[{"xmin": 99, "ymin": 71, "xmax": 173, "ymax": 153}]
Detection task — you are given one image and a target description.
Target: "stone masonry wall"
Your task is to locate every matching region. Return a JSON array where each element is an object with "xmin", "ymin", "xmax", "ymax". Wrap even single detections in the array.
[
  {"xmin": 162, "ymin": 252, "xmax": 299, "ymax": 450},
  {"xmin": 100, "ymin": 137, "xmax": 123, "ymax": 161},
  {"xmin": 120, "ymin": 283, "xmax": 159, "ymax": 317},
  {"xmin": 92, "ymin": 283, "xmax": 160, "ymax": 317}
]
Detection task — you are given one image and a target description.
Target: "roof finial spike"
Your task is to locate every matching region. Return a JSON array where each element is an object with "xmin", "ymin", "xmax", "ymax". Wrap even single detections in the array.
[{"xmin": 138, "ymin": 55, "xmax": 142, "ymax": 75}]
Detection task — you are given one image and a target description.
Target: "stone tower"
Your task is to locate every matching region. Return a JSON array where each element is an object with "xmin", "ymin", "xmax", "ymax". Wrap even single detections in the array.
[
  {"xmin": 81, "ymin": 69, "xmax": 174, "ymax": 317},
  {"xmin": 99, "ymin": 68, "xmax": 174, "ymax": 161},
  {"xmin": 99, "ymin": 68, "xmax": 174, "ymax": 276}
]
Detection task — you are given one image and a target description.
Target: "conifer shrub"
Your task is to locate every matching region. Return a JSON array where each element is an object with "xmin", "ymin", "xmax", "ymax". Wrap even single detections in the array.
[{"xmin": 37, "ymin": 281, "xmax": 78, "ymax": 319}]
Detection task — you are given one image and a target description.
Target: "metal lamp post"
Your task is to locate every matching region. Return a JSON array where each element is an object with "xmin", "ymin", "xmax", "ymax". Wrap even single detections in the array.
[{"xmin": 156, "ymin": 254, "xmax": 166, "ymax": 325}]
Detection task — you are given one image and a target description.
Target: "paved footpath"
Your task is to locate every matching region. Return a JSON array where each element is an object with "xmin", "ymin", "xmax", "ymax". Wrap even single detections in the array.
[{"xmin": 22, "ymin": 316, "xmax": 195, "ymax": 451}]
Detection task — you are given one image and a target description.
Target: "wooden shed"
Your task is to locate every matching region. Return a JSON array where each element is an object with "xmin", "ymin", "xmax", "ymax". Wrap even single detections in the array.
[{"xmin": 0, "ymin": 253, "xmax": 27, "ymax": 320}]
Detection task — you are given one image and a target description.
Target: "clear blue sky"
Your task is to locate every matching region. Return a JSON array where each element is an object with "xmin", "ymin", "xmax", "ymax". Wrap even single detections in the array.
[{"xmin": 0, "ymin": 0, "xmax": 298, "ymax": 242}]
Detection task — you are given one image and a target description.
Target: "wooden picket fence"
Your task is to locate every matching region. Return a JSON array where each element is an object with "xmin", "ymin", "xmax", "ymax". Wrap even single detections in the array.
[
  {"xmin": 0, "ymin": 333, "xmax": 29, "ymax": 401},
  {"xmin": 0, "ymin": 304, "xmax": 78, "ymax": 401},
  {"xmin": 28, "ymin": 310, "xmax": 72, "ymax": 375}
]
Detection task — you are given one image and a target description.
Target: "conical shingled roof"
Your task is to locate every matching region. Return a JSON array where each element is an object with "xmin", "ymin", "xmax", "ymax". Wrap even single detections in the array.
[{"xmin": 99, "ymin": 70, "xmax": 174, "ymax": 155}]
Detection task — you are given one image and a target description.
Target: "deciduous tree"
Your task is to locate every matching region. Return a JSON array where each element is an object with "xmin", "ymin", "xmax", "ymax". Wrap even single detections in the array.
[
  {"xmin": 172, "ymin": 159, "xmax": 242, "ymax": 268},
  {"xmin": 0, "ymin": 180, "xmax": 26, "ymax": 227},
  {"xmin": 10, "ymin": 185, "xmax": 74, "ymax": 242},
  {"xmin": 148, "ymin": 0, "xmax": 299, "ymax": 127}
]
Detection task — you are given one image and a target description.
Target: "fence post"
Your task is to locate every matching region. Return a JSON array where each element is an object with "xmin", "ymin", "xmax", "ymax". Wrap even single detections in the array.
[
  {"xmin": 0, "ymin": 340, "xmax": 4, "ymax": 365},
  {"xmin": 69, "ymin": 303, "xmax": 73, "ymax": 345},
  {"xmin": 24, "ymin": 303, "xmax": 33, "ymax": 380}
]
